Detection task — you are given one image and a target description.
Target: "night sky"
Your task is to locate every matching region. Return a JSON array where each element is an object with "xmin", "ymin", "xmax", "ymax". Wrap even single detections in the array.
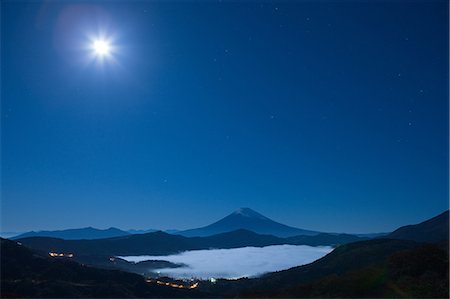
[{"xmin": 2, "ymin": 1, "xmax": 448, "ymax": 234}]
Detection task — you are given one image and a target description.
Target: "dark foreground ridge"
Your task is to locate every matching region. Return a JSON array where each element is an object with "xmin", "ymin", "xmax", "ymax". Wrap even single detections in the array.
[
  {"xmin": 387, "ymin": 210, "xmax": 449, "ymax": 243},
  {"xmin": 225, "ymin": 239, "xmax": 449, "ymax": 298},
  {"xmin": 0, "ymin": 238, "xmax": 207, "ymax": 298}
]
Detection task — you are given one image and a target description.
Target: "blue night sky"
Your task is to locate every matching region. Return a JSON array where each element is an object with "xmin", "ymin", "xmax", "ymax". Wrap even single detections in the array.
[{"xmin": 1, "ymin": 1, "xmax": 448, "ymax": 234}]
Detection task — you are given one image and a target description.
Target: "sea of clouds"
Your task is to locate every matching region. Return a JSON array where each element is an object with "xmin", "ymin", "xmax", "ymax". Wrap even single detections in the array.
[{"xmin": 119, "ymin": 244, "xmax": 333, "ymax": 279}]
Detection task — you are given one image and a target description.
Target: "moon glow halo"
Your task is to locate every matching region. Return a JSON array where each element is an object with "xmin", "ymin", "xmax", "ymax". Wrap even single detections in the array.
[{"xmin": 92, "ymin": 39, "xmax": 111, "ymax": 57}]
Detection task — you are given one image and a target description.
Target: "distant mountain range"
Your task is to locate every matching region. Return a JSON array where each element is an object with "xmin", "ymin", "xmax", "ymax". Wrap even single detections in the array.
[
  {"xmin": 126, "ymin": 229, "xmax": 158, "ymax": 235},
  {"xmin": 12, "ymin": 227, "xmax": 131, "ymax": 240},
  {"xmin": 12, "ymin": 228, "xmax": 161, "ymax": 240},
  {"xmin": 9, "ymin": 208, "xmax": 448, "ymax": 248},
  {"xmin": 15, "ymin": 210, "xmax": 450, "ymax": 273},
  {"xmin": 10, "ymin": 208, "xmax": 388, "ymax": 240},
  {"xmin": 10, "ymin": 208, "xmax": 322, "ymax": 240}
]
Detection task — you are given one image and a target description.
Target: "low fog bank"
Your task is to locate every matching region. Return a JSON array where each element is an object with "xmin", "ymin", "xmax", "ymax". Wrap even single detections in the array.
[{"xmin": 120, "ymin": 244, "xmax": 333, "ymax": 279}]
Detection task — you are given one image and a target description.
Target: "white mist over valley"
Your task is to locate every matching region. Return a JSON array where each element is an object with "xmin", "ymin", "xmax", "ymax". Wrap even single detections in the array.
[{"xmin": 120, "ymin": 244, "xmax": 333, "ymax": 279}]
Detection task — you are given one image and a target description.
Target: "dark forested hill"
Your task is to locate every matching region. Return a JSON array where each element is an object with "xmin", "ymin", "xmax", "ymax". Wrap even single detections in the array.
[
  {"xmin": 238, "ymin": 240, "xmax": 449, "ymax": 298},
  {"xmin": 201, "ymin": 238, "xmax": 449, "ymax": 298},
  {"xmin": 286, "ymin": 233, "xmax": 366, "ymax": 246},
  {"xmin": 387, "ymin": 210, "xmax": 449, "ymax": 243},
  {"xmin": 0, "ymin": 238, "xmax": 206, "ymax": 298}
]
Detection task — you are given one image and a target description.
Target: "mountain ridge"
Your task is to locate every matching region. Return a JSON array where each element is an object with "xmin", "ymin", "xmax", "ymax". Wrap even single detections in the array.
[
  {"xmin": 16, "ymin": 228, "xmax": 366, "ymax": 257},
  {"xmin": 12, "ymin": 227, "xmax": 131, "ymax": 240},
  {"xmin": 178, "ymin": 208, "xmax": 319, "ymax": 237},
  {"xmin": 386, "ymin": 210, "xmax": 449, "ymax": 243},
  {"xmin": 9, "ymin": 208, "xmax": 389, "ymax": 240}
]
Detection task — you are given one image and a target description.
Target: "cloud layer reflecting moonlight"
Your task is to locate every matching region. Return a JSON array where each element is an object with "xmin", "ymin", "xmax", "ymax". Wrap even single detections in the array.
[{"xmin": 120, "ymin": 244, "xmax": 333, "ymax": 279}]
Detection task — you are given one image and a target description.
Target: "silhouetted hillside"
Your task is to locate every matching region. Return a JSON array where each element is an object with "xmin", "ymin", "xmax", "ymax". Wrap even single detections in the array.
[
  {"xmin": 241, "ymin": 239, "xmax": 423, "ymax": 292},
  {"xmin": 73, "ymin": 255, "xmax": 183, "ymax": 276},
  {"xmin": 286, "ymin": 233, "xmax": 367, "ymax": 246},
  {"xmin": 194, "ymin": 229, "xmax": 284, "ymax": 248},
  {"xmin": 198, "ymin": 238, "xmax": 448, "ymax": 298},
  {"xmin": 388, "ymin": 210, "xmax": 449, "ymax": 243},
  {"xmin": 17, "ymin": 231, "xmax": 195, "ymax": 256},
  {"xmin": 0, "ymin": 238, "xmax": 206, "ymax": 298},
  {"xmin": 239, "ymin": 240, "xmax": 449, "ymax": 298}
]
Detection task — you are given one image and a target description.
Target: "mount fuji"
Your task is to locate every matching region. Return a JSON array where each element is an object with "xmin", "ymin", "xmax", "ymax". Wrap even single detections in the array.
[{"xmin": 177, "ymin": 208, "xmax": 319, "ymax": 237}]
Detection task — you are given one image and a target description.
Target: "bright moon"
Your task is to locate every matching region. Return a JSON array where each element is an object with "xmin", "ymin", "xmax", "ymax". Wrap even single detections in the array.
[{"xmin": 92, "ymin": 39, "xmax": 111, "ymax": 56}]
